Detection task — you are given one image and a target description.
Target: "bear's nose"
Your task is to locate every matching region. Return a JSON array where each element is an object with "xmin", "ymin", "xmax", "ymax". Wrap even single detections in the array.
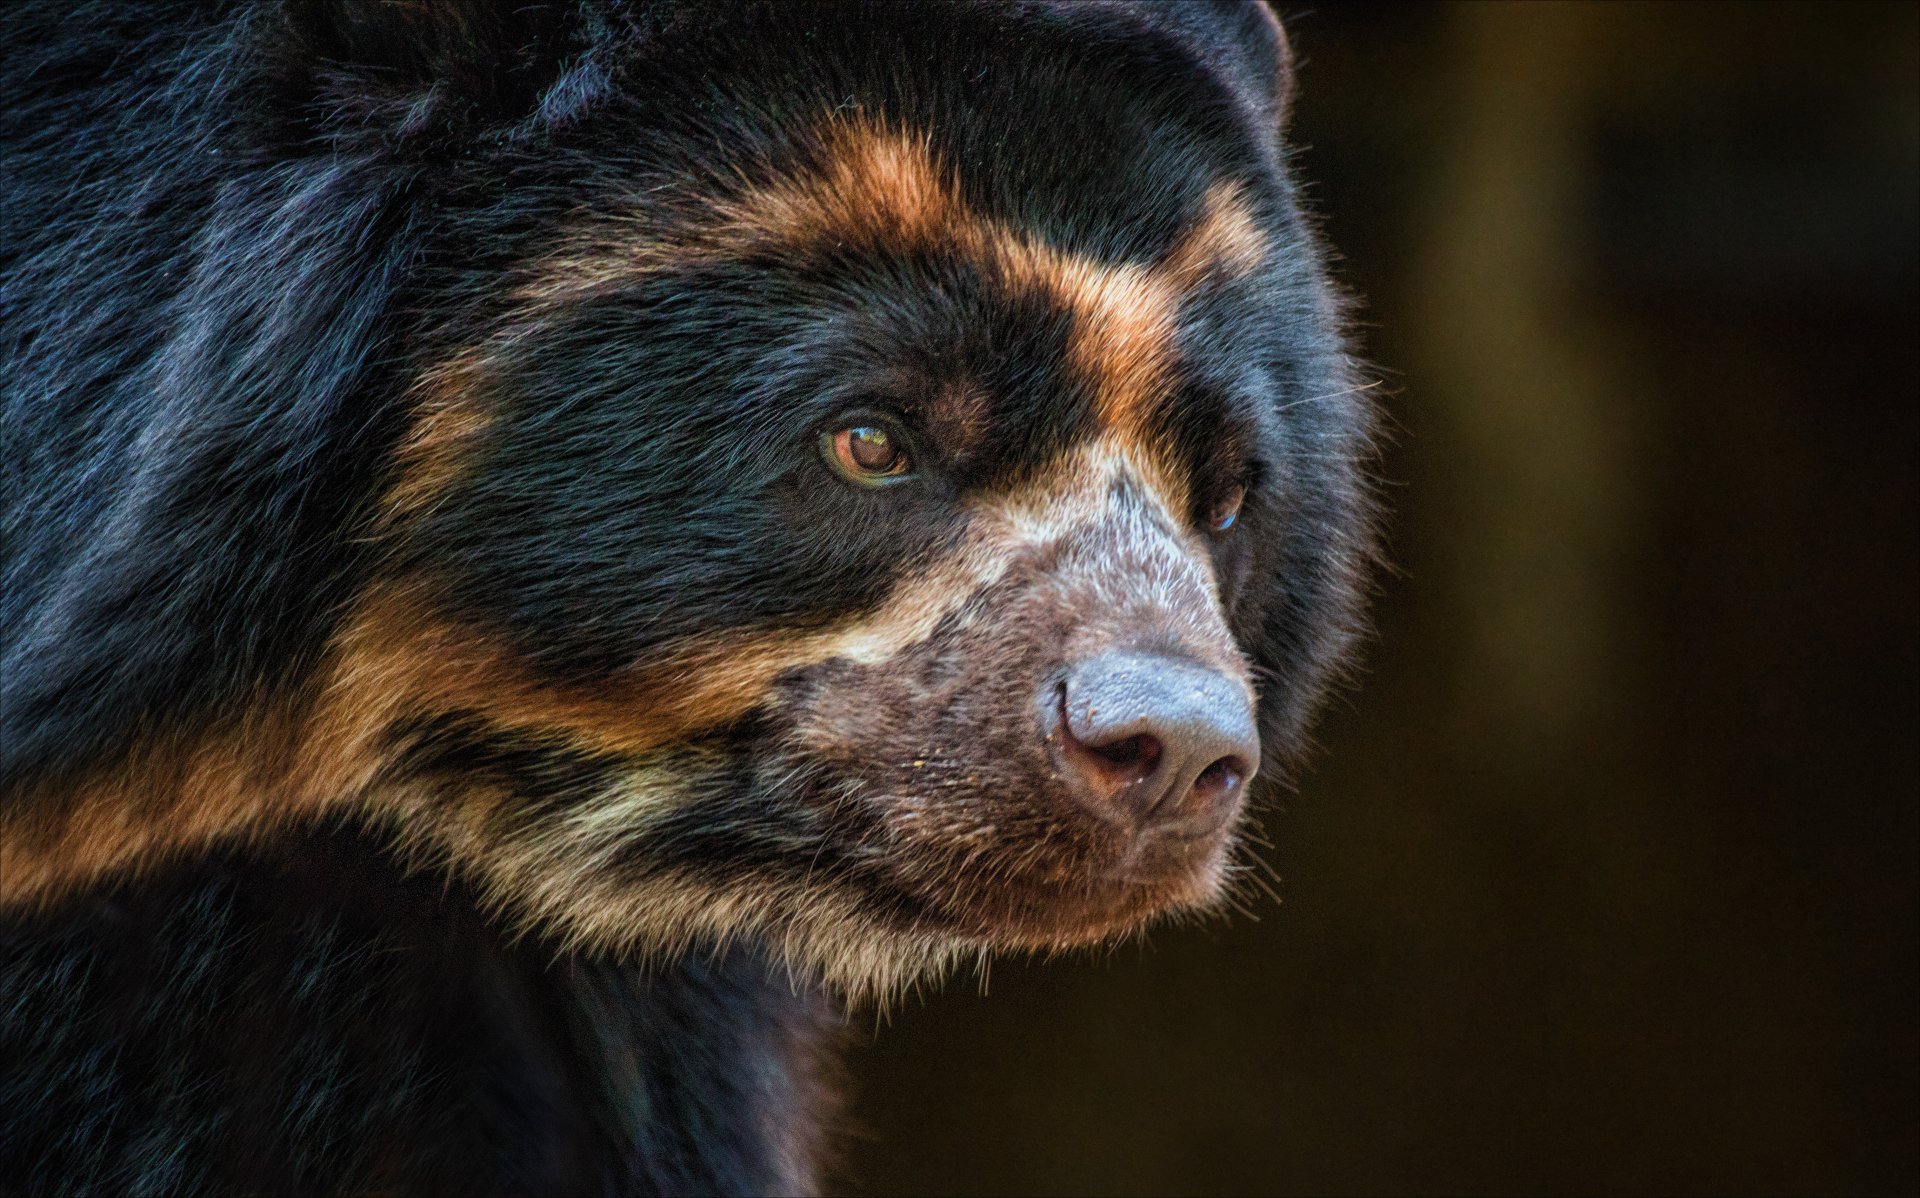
[{"xmin": 1047, "ymin": 653, "xmax": 1259, "ymax": 834}]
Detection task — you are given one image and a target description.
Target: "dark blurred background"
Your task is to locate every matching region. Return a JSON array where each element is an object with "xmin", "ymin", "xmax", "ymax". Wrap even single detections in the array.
[{"xmin": 843, "ymin": 4, "xmax": 1920, "ymax": 1194}]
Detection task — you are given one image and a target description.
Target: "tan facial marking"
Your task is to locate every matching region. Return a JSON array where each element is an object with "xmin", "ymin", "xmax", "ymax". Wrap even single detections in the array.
[
  {"xmin": 729, "ymin": 125, "xmax": 1265, "ymax": 464},
  {"xmin": 524, "ymin": 118, "xmax": 1266, "ymax": 496},
  {"xmin": 0, "ymin": 714, "xmax": 296, "ymax": 908},
  {"xmin": 0, "ymin": 655, "xmax": 404, "ymax": 909},
  {"xmin": 0, "ymin": 585, "xmax": 790, "ymax": 907},
  {"xmin": 383, "ymin": 776, "xmax": 967, "ymax": 1003},
  {"xmin": 380, "ymin": 349, "xmax": 494, "ymax": 526},
  {"xmin": 1162, "ymin": 180, "xmax": 1268, "ymax": 286},
  {"xmin": 717, "ymin": 123, "xmax": 958, "ymax": 259}
]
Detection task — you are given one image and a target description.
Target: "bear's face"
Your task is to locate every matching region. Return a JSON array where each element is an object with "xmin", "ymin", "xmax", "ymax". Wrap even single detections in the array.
[
  {"xmin": 0, "ymin": 4, "xmax": 1371, "ymax": 996},
  {"xmin": 352, "ymin": 94, "xmax": 1367, "ymax": 993}
]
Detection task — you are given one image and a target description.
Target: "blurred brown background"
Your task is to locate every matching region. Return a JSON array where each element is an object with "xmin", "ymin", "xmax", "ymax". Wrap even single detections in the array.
[{"xmin": 843, "ymin": 4, "xmax": 1920, "ymax": 1194}]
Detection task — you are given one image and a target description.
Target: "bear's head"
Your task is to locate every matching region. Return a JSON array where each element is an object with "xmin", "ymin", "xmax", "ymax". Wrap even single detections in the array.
[{"xmin": 2, "ymin": 1, "xmax": 1373, "ymax": 999}]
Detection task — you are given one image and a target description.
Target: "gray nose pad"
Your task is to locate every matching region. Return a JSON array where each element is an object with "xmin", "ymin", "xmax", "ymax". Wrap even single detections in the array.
[{"xmin": 1048, "ymin": 652, "xmax": 1260, "ymax": 829}]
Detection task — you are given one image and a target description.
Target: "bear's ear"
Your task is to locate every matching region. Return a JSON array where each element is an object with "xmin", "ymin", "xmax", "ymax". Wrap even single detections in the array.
[
  {"xmin": 1132, "ymin": 0, "xmax": 1297, "ymax": 134},
  {"xmin": 272, "ymin": 0, "xmax": 603, "ymax": 146},
  {"xmin": 1035, "ymin": 0, "xmax": 1297, "ymax": 149}
]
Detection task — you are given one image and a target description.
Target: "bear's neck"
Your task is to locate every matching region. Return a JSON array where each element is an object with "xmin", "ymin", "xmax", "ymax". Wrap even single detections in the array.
[{"xmin": 0, "ymin": 822, "xmax": 842, "ymax": 1195}]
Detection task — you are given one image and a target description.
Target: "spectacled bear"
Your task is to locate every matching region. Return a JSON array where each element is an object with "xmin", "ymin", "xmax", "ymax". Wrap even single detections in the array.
[{"xmin": 0, "ymin": 1, "xmax": 1375, "ymax": 1192}]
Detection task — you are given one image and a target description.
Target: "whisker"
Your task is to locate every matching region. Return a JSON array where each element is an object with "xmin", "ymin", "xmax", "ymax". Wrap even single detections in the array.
[{"xmin": 1273, "ymin": 377, "xmax": 1385, "ymax": 415}]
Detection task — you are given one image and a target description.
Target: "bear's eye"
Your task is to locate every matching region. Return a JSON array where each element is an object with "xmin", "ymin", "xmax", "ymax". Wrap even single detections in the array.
[
  {"xmin": 1207, "ymin": 485, "xmax": 1247, "ymax": 536},
  {"xmin": 822, "ymin": 424, "xmax": 914, "ymax": 487}
]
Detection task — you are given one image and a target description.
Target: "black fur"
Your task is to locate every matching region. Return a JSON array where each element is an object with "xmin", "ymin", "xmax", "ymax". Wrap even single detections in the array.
[
  {"xmin": 2, "ymin": 2, "xmax": 1371, "ymax": 1191},
  {"xmin": 0, "ymin": 826, "xmax": 832, "ymax": 1195}
]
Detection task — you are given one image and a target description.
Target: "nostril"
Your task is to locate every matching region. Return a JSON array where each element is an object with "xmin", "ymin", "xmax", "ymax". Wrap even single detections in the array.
[
  {"xmin": 1053, "ymin": 687, "xmax": 1165, "ymax": 791},
  {"xmin": 1190, "ymin": 755, "xmax": 1248, "ymax": 803},
  {"xmin": 1085, "ymin": 732, "xmax": 1162, "ymax": 784}
]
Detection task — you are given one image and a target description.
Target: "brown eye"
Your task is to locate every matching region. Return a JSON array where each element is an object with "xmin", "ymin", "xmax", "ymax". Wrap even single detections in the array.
[
  {"xmin": 1208, "ymin": 485, "xmax": 1246, "ymax": 536},
  {"xmin": 823, "ymin": 424, "xmax": 913, "ymax": 486}
]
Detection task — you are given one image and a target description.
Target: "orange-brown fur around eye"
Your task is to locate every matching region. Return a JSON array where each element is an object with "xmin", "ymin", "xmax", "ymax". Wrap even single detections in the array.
[
  {"xmin": 521, "ymin": 118, "xmax": 1268, "ymax": 501},
  {"xmin": 723, "ymin": 122, "xmax": 1268, "ymax": 481}
]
